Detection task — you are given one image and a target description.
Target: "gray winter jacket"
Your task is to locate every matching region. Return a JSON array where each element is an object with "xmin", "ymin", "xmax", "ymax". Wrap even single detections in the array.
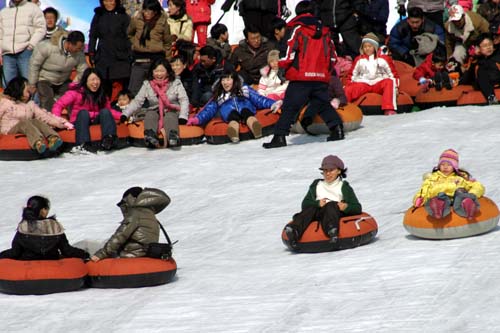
[{"xmin": 397, "ymin": 0, "xmax": 444, "ymax": 13}]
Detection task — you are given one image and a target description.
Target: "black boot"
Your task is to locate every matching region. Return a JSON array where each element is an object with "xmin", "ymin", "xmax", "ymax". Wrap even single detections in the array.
[
  {"xmin": 263, "ymin": 135, "xmax": 287, "ymax": 149},
  {"xmin": 144, "ymin": 129, "xmax": 159, "ymax": 148},
  {"xmin": 326, "ymin": 124, "xmax": 344, "ymax": 141},
  {"xmin": 300, "ymin": 116, "xmax": 315, "ymax": 135},
  {"xmin": 434, "ymin": 72, "xmax": 443, "ymax": 91},
  {"xmin": 100, "ymin": 135, "xmax": 115, "ymax": 150},
  {"xmin": 442, "ymin": 72, "xmax": 452, "ymax": 90},
  {"xmin": 168, "ymin": 129, "xmax": 180, "ymax": 147}
]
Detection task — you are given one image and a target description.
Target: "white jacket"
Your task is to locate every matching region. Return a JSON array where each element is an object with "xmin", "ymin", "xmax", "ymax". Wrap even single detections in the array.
[
  {"xmin": 348, "ymin": 54, "xmax": 398, "ymax": 86},
  {"xmin": 0, "ymin": 0, "xmax": 46, "ymax": 55}
]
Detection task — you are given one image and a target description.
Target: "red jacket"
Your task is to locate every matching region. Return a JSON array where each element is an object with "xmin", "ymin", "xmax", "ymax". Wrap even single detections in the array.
[
  {"xmin": 186, "ymin": 0, "xmax": 215, "ymax": 25},
  {"xmin": 413, "ymin": 53, "xmax": 440, "ymax": 80},
  {"xmin": 279, "ymin": 14, "xmax": 335, "ymax": 83}
]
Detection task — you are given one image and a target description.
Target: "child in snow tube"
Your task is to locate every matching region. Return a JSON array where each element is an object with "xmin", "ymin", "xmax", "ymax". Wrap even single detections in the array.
[
  {"xmin": 413, "ymin": 149, "xmax": 485, "ymax": 220},
  {"xmin": 284, "ymin": 155, "xmax": 362, "ymax": 249},
  {"xmin": 91, "ymin": 187, "xmax": 171, "ymax": 262},
  {"xmin": 186, "ymin": 69, "xmax": 282, "ymax": 143},
  {"xmin": 0, "ymin": 195, "xmax": 89, "ymax": 260}
]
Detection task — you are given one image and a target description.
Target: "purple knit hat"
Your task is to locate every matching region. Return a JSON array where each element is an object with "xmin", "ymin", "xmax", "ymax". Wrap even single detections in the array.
[
  {"xmin": 439, "ymin": 149, "xmax": 459, "ymax": 170},
  {"xmin": 319, "ymin": 155, "xmax": 345, "ymax": 170}
]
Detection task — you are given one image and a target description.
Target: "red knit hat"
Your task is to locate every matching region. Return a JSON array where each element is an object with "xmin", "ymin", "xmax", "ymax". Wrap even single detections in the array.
[{"xmin": 439, "ymin": 149, "xmax": 459, "ymax": 170}]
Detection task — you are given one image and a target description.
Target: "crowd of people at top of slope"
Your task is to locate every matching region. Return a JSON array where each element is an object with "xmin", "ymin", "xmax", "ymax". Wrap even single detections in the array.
[{"xmin": 1, "ymin": 0, "xmax": 500, "ymax": 154}]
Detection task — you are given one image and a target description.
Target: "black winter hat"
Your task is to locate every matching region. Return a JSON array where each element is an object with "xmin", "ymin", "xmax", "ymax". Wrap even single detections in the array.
[{"xmin": 117, "ymin": 186, "xmax": 143, "ymax": 206}]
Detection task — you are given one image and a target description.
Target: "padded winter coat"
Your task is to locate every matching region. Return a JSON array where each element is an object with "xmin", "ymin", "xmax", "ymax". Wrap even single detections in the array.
[
  {"xmin": 346, "ymin": 53, "xmax": 399, "ymax": 86},
  {"xmin": 389, "ymin": 19, "xmax": 445, "ymax": 58},
  {"xmin": 0, "ymin": 218, "xmax": 89, "ymax": 261},
  {"xmin": 0, "ymin": 0, "xmax": 45, "ymax": 55},
  {"xmin": 444, "ymin": 11, "xmax": 489, "ymax": 59},
  {"xmin": 238, "ymin": 0, "xmax": 285, "ymax": 14},
  {"xmin": 94, "ymin": 188, "xmax": 171, "ymax": 260},
  {"xmin": 314, "ymin": 0, "xmax": 365, "ymax": 29},
  {"xmin": 396, "ymin": 0, "xmax": 444, "ymax": 12},
  {"xmin": 301, "ymin": 179, "xmax": 362, "ymax": 216},
  {"xmin": 186, "ymin": 0, "xmax": 215, "ymax": 24},
  {"xmin": 28, "ymin": 30, "xmax": 88, "ymax": 86},
  {"xmin": 229, "ymin": 38, "xmax": 274, "ymax": 84},
  {"xmin": 128, "ymin": 11, "xmax": 173, "ymax": 60}
]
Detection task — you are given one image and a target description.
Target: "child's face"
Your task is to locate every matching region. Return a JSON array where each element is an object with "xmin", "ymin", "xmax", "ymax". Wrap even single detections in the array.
[
  {"xmin": 478, "ymin": 38, "xmax": 494, "ymax": 57},
  {"xmin": 362, "ymin": 42, "xmax": 375, "ymax": 56},
  {"xmin": 269, "ymin": 59, "xmax": 279, "ymax": 70},
  {"xmin": 433, "ymin": 61, "xmax": 444, "ymax": 71},
  {"xmin": 22, "ymin": 83, "xmax": 30, "ymax": 102},
  {"xmin": 153, "ymin": 64, "xmax": 168, "ymax": 80},
  {"xmin": 117, "ymin": 94, "xmax": 131, "ymax": 107},
  {"xmin": 40, "ymin": 208, "xmax": 49, "ymax": 219},
  {"xmin": 321, "ymin": 168, "xmax": 341, "ymax": 183},
  {"xmin": 439, "ymin": 162, "xmax": 454, "ymax": 176},
  {"xmin": 221, "ymin": 76, "xmax": 234, "ymax": 92},
  {"xmin": 170, "ymin": 59, "xmax": 186, "ymax": 76}
]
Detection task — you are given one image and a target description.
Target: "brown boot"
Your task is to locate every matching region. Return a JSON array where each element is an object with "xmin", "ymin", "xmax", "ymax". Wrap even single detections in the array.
[
  {"xmin": 246, "ymin": 116, "xmax": 262, "ymax": 139},
  {"xmin": 226, "ymin": 121, "xmax": 240, "ymax": 143}
]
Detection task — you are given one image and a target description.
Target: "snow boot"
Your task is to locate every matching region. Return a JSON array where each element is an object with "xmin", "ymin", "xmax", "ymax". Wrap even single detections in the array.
[
  {"xmin": 47, "ymin": 135, "xmax": 63, "ymax": 152},
  {"xmin": 144, "ymin": 129, "xmax": 160, "ymax": 148},
  {"xmin": 168, "ymin": 129, "xmax": 180, "ymax": 147},
  {"xmin": 384, "ymin": 109, "xmax": 397, "ymax": 115},
  {"xmin": 443, "ymin": 72, "xmax": 452, "ymax": 90},
  {"xmin": 246, "ymin": 116, "xmax": 262, "ymax": 139},
  {"xmin": 488, "ymin": 94, "xmax": 499, "ymax": 105},
  {"xmin": 285, "ymin": 226, "xmax": 299, "ymax": 249},
  {"xmin": 34, "ymin": 139, "xmax": 46, "ymax": 154},
  {"xmin": 226, "ymin": 121, "xmax": 240, "ymax": 143},
  {"xmin": 461, "ymin": 197, "xmax": 477, "ymax": 220},
  {"xmin": 327, "ymin": 227, "xmax": 338, "ymax": 244},
  {"xmin": 262, "ymin": 135, "xmax": 286, "ymax": 149},
  {"xmin": 327, "ymin": 124, "xmax": 345, "ymax": 141},
  {"xmin": 429, "ymin": 197, "xmax": 445, "ymax": 219},
  {"xmin": 100, "ymin": 135, "xmax": 115, "ymax": 150}
]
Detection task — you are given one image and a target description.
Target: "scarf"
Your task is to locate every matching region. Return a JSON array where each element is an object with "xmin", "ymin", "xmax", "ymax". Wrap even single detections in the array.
[
  {"xmin": 140, "ymin": 13, "xmax": 160, "ymax": 47},
  {"xmin": 150, "ymin": 79, "xmax": 181, "ymax": 132}
]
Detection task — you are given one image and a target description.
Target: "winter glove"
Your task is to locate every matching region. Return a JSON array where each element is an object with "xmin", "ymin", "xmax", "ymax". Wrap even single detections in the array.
[
  {"xmin": 63, "ymin": 121, "xmax": 74, "ymax": 130},
  {"xmin": 414, "ymin": 197, "xmax": 424, "ymax": 208},
  {"xmin": 178, "ymin": 118, "xmax": 187, "ymax": 125},
  {"xmin": 418, "ymin": 77, "xmax": 428, "ymax": 85},
  {"xmin": 120, "ymin": 114, "xmax": 128, "ymax": 123},
  {"xmin": 186, "ymin": 117, "xmax": 200, "ymax": 126},
  {"xmin": 270, "ymin": 100, "xmax": 283, "ymax": 113},
  {"xmin": 398, "ymin": 5, "xmax": 406, "ymax": 17},
  {"xmin": 330, "ymin": 98, "xmax": 340, "ymax": 110}
]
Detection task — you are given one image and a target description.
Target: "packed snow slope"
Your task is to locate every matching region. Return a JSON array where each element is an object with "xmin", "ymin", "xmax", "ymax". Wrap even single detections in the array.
[{"xmin": 1, "ymin": 106, "xmax": 500, "ymax": 332}]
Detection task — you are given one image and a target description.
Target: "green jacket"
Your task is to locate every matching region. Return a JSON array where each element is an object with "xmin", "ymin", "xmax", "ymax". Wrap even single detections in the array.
[
  {"xmin": 301, "ymin": 179, "xmax": 362, "ymax": 216},
  {"xmin": 94, "ymin": 188, "xmax": 170, "ymax": 259}
]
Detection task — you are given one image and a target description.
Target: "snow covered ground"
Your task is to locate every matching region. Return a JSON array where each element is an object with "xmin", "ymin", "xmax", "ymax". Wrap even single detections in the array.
[{"xmin": 1, "ymin": 105, "xmax": 500, "ymax": 332}]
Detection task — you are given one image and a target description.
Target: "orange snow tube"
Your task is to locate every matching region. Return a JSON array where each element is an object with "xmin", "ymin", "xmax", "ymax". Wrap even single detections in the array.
[
  {"xmin": 292, "ymin": 103, "xmax": 363, "ymax": 134},
  {"xmin": 86, "ymin": 257, "xmax": 177, "ymax": 288},
  {"xmin": 0, "ymin": 134, "xmax": 60, "ymax": 161},
  {"xmin": 58, "ymin": 123, "xmax": 130, "ymax": 150},
  {"xmin": 355, "ymin": 91, "xmax": 414, "ymax": 115},
  {"xmin": 281, "ymin": 213, "xmax": 378, "ymax": 253},
  {"xmin": 204, "ymin": 108, "xmax": 279, "ymax": 144},
  {"xmin": 394, "ymin": 60, "xmax": 420, "ymax": 98},
  {"xmin": 0, "ymin": 258, "xmax": 88, "ymax": 295},
  {"xmin": 127, "ymin": 121, "xmax": 204, "ymax": 147},
  {"xmin": 403, "ymin": 197, "xmax": 500, "ymax": 239},
  {"xmin": 456, "ymin": 89, "xmax": 500, "ymax": 106},
  {"xmin": 415, "ymin": 85, "xmax": 473, "ymax": 109}
]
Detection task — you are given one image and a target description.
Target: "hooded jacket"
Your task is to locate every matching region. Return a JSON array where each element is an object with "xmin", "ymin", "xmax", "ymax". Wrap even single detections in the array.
[
  {"xmin": 0, "ymin": 218, "xmax": 89, "ymax": 261},
  {"xmin": 93, "ymin": 188, "xmax": 171, "ymax": 260}
]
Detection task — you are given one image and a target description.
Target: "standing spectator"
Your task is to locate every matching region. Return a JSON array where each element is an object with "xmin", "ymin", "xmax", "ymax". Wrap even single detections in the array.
[
  {"xmin": 477, "ymin": 0, "xmax": 500, "ymax": 31},
  {"xmin": 186, "ymin": 0, "xmax": 215, "ymax": 47},
  {"xmin": 389, "ymin": 7, "xmax": 445, "ymax": 66},
  {"xmin": 445, "ymin": 4, "xmax": 489, "ymax": 65},
  {"xmin": 128, "ymin": 0, "xmax": 174, "ymax": 95},
  {"xmin": 167, "ymin": 0, "xmax": 193, "ymax": 43},
  {"xmin": 28, "ymin": 30, "xmax": 87, "ymax": 113},
  {"xmin": 89, "ymin": 0, "xmax": 132, "ymax": 99},
  {"xmin": 356, "ymin": 0, "xmax": 390, "ymax": 42},
  {"xmin": 0, "ymin": 0, "xmax": 46, "ymax": 87},
  {"xmin": 230, "ymin": 26, "xmax": 273, "ymax": 85},
  {"xmin": 268, "ymin": 17, "xmax": 288, "ymax": 57},
  {"xmin": 263, "ymin": 1, "xmax": 344, "ymax": 149},
  {"xmin": 43, "ymin": 7, "xmax": 65, "ymax": 40},
  {"xmin": 206, "ymin": 23, "xmax": 231, "ymax": 60},
  {"xmin": 397, "ymin": 0, "xmax": 445, "ymax": 29}
]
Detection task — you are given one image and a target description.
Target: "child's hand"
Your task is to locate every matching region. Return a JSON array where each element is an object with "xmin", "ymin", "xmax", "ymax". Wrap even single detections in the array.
[
  {"xmin": 63, "ymin": 121, "xmax": 74, "ymax": 130},
  {"xmin": 186, "ymin": 117, "xmax": 199, "ymax": 126},
  {"xmin": 338, "ymin": 202, "xmax": 347, "ymax": 211},
  {"xmin": 330, "ymin": 98, "xmax": 340, "ymax": 110},
  {"xmin": 90, "ymin": 255, "xmax": 100, "ymax": 262},
  {"xmin": 271, "ymin": 100, "xmax": 283, "ymax": 113},
  {"xmin": 414, "ymin": 197, "xmax": 424, "ymax": 207},
  {"xmin": 319, "ymin": 198, "xmax": 329, "ymax": 207}
]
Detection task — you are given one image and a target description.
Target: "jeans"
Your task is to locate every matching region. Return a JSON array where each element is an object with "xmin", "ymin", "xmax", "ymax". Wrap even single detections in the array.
[
  {"xmin": 74, "ymin": 109, "xmax": 117, "ymax": 145},
  {"xmin": 2, "ymin": 49, "xmax": 32, "ymax": 87}
]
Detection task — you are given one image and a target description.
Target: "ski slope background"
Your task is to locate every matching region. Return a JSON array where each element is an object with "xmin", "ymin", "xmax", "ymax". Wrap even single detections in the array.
[{"xmin": 1, "ymin": 106, "xmax": 500, "ymax": 332}]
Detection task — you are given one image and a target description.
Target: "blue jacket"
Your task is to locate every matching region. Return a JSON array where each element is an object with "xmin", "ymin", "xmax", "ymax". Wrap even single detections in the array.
[
  {"xmin": 389, "ymin": 19, "xmax": 445, "ymax": 57},
  {"xmin": 195, "ymin": 85, "xmax": 275, "ymax": 125}
]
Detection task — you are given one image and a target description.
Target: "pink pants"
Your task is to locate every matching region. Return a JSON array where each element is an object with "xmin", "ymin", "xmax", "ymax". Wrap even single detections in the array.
[{"xmin": 345, "ymin": 78, "xmax": 397, "ymax": 111}]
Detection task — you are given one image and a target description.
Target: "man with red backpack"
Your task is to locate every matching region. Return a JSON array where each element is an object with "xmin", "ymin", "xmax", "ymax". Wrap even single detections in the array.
[{"xmin": 263, "ymin": 1, "xmax": 344, "ymax": 149}]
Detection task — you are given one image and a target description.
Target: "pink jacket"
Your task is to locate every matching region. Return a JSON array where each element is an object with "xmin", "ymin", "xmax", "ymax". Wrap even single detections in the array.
[
  {"xmin": 186, "ymin": 0, "xmax": 215, "ymax": 24},
  {"xmin": 52, "ymin": 88, "xmax": 120, "ymax": 123},
  {"xmin": 0, "ymin": 97, "xmax": 66, "ymax": 134}
]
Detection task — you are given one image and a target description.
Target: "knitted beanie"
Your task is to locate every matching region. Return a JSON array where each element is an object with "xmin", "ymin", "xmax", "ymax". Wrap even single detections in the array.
[
  {"xmin": 438, "ymin": 149, "xmax": 459, "ymax": 170},
  {"xmin": 319, "ymin": 155, "xmax": 345, "ymax": 170},
  {"xmin": 267, "ymin": 49, "xmax": 280, "ymax": 63},
  {"xmin": 360, "ymin": 33, "xmax": 379, "ymax": 54}
]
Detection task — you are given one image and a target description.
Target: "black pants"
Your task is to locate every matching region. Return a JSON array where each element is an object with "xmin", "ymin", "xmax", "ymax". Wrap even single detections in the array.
[
  {"xmin": 477, "ymin": 65, "xmax": 500, "ymax": 98},
  {"xmin": 332, "ymin": 16, "xmax": 362, "ymax": 58},
  {"xmin": 227, "ymin": 108, "xmax": 253, "ymax": 123},
  {"xmin": 37, "ymin": 80, "xmax": 70, "ymax": 112},
  {"xmin": 274, "ymin": 81, "xmax": 342, "ymax": 136},
  {"xmin": 74, "ymin": 109, "xmax": 117, "ymax": 145},
  {"xmin": 424, "ymin": 11, "xmax": 445, "ymax": 30},
  {"xmin": 290, "ymin": 202, "xmax": 343, "ymax": 238}
]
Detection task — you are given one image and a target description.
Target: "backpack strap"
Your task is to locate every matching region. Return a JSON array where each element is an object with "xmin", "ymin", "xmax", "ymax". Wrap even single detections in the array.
[{"xmin": 157, "ymin": 220, "xmax": 174, "ymax": 246}]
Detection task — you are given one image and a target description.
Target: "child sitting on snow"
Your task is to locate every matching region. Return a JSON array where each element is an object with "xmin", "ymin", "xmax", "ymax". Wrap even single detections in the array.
[
  {"xmin": 285, "ymin": 155, "xmax": 362, "ymax": 249},
  {"xmin": 413, "ymin": 149, "xmax": 484, "ymax": 220},
  {"xmin": 414, "ymin": 47, "xmax": 453, "ymax": 92},
  {"xmin": 258, "ymin": 50, "xmax": 288, "ymax": 101},
  {"xmin": 186, "ymin": 69, "xmax": 282, "ymax": 143},
  {"xmin": 344, "ymin": 33, "xmax": 399, "ymax": 115}
]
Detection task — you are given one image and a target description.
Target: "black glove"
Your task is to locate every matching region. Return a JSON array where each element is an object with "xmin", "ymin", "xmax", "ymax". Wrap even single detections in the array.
[
  {"xmin": 120, "ymin": 114, "xmax": 128, "ymax": 123},
  {"xmin": 398, "ymin": 5, "xmax": 406, "ymax": 17},
  {"xmin": 178, "ymin": 118, "xmax": 187, "ymax": 125}
]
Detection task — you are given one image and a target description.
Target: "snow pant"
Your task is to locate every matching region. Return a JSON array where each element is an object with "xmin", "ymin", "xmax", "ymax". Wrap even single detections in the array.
[
  {"xmin": 424, "ymin": 191, "xmax": 480, "ymax": 218},
  {"xmin": 192, "ymin": 23, "xmax": 208, "ymax": 47},
  {"xmin": 241, "ymin": 10, "xmax": 277, "ymax": 40},
  {"xmin": 289, "ymin": 202, "xmax": 344, "ymax": 238},
  {"xmin": 273, "ymin": 81, "xmax": 342, "ymax": 136},
  {"xmin": 1, "ymin": 49, "xmax": 32, "ymax": 87},
  {"xmin": 74, "ymin": 109, "xmax": 117, "ymax": 145},
  {"xmin": 8, "ymin": 119, "xmax": 59, "ymax": 149},
  {"xmin": 476, "ymin": 64, "xmax": 500, "ymax": 99},
  {"xmin": 144, "ymin": 109, "xmax": 180, "ymax": 140},
  {"xmin": 226, "ymin": 108, "xmax": 253, "ymax": 123},
  {"xmin": 37, "ymin": 80, "xmax": 70, "ymax": 112},
  {"xmin": 344, "ymin": 79, "xmax": 398, "ymax": 111},
  {"xmin": 128, "ymin": 61, "xmax": 151, "ymax": 96}
]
